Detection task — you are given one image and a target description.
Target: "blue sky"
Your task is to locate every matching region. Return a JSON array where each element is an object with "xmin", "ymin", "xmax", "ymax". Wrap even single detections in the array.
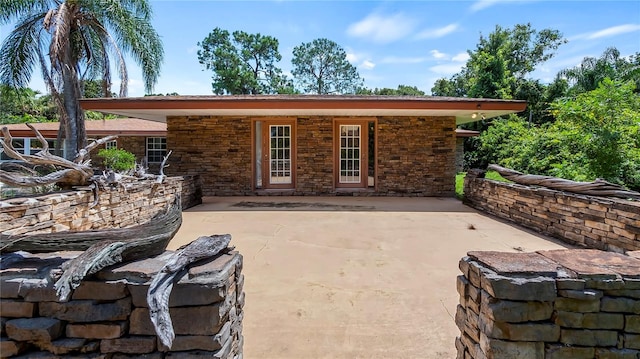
[{"xmin": 1, "ymin": 0, "xmax": 639, "ymax": 96}]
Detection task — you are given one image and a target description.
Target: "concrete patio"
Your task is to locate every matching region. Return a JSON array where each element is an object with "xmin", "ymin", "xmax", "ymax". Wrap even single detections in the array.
[{"xmin": 168, "ymin": 196, "xmax": 571, "ymax": 359}]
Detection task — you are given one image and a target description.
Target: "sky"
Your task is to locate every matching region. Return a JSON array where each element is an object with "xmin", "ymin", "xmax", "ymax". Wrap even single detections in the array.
[{"xmin": 1, "ymin": 0, "xmax": 639, "ymax": 97}]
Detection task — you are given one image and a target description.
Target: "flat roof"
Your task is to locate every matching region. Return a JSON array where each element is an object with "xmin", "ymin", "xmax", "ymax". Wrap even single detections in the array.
[{"xmin": 80, "ymin": 95, "xmax": 527, "ymax": 125}]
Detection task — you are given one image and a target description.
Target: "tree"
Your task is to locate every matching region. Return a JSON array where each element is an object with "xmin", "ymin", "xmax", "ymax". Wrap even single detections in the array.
[
  {"xmin": 291, "ymin": 38, "xmax": 363, "ymax": 94},
  {"xmin": 560, "ymin": 47, "xmax": 640, "ymax": 95},
  {"xmin": 197, "ymin": 28, "xmax": 291, "ymax": 95},
  {"xmin": 431, "ymin": 23, "xmax": 565, "ymax": 99},
  {"xmin": 549, "ymin": 78, "xmax": 640, "ymax": 189},
  {"xmin": 357, "ymin": 85, "xmax": 425, "ymax": 96},
  {"xmin": 0, "ymin": 0, "xmax": 163, "ymax": 160},
  {"xmin": 0, "ymin": 85, "xmax": 57, "ymax": 124}
]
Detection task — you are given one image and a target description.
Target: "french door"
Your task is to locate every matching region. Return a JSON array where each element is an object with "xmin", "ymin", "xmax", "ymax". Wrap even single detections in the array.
[
  {"xmin": 255, "ymin": 120, "xmax": 295, "ymax": 189},
  {"xmin": 335, "ymin": 120, "xmax": 369, "ymax": 188}
]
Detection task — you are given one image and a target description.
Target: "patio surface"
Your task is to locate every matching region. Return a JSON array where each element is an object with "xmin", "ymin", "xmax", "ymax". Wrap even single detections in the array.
[{"xmin": 168, "ymin": 196, "xmax": 571, "ymax": 359}]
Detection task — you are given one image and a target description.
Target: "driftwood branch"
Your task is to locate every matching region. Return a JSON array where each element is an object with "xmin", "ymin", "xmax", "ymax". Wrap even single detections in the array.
[
  {"xmin": 156, "ymin": 150, "xmax": 172, "ymax": 184},
  {"xmin": 0, "ymin": 124, "xmax": 116, "ymax": 188},
  {"xmin": 488, "ymin": 164, "xmax": 640, "ymax": 200},
  {"xmin": 51, "ymin": 198, "xmax": 182, "ymax": 301},
  {"xmin": 147, "ymin": 234, "xmax": 232, "ymax": 348}
]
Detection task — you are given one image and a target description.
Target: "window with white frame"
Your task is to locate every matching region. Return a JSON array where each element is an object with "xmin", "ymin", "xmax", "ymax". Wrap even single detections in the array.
[
  {"xmin": 0, "ymin": 138, "xmax": 60, "ymax": 161},
  {"xmin": 146, "ymin": 137, "xmax": 167, "ymax": 163},
  {"xmin": 105, "ymin": 140, "xmax": 117, "ymax": 149}
]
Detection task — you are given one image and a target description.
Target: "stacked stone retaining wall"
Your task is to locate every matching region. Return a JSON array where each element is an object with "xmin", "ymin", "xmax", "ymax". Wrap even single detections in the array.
[
  {"xmin": 456, "ymin": 249, "xmax": 640, "ymax": 359},
  {"xmin": 0, "ymin": 175, "xmax": 201, "ymax": 237},
  {"xmin": 464, "ymin": 175, "xmax": 640, "ymax": 252},
  {"xmin": 0, "ymin": 249, "xmax": 244, "ymax": 358}
]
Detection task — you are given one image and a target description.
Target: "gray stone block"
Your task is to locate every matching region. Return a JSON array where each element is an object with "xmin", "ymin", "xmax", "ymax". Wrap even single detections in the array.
[
  {"xmin": 480, "ymin": 291, "xmax": 553, "ymax": 322},
  {"xmin": 601, "ymin": 297, "xmax": 640, "ymax": 313},
  {"xmin": 6, "ymin": 317, "xmax": 63, "ymax": 343},
  {"xmin": 479, "ymin": 332, "xmax": 543, "ymax": 359},
  {"xmin": 545, "ymin": 344, "xmax": 594, "ymax": 359},
  {"xmin": 39, "ymin": 297, "xmax": 131, "ymax": 322},
  {"xmin": 481, "ymin": 272, "xmax": 556, "ymax": 301},
  {"xmin": 100, "ymin": 336, "xmax": 156, "ymax": 354},
  {"xmin": 560, "ymin": 329, "xmax": 618, "ymax": 347},
  {"xmin": 555, "ymin": 297, "xmax": 601, "ymax": 313}
]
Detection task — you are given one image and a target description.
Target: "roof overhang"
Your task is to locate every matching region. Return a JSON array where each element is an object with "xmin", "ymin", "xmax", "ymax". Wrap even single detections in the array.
[{"xmin": 80, "ymin": 95, "xmax": 527, "ymax": 125}]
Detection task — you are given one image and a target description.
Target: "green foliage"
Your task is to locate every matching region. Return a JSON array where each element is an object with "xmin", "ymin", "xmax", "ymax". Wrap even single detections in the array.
[
  {"xmin": 97, "ymin": 148, "xmax": 136, "ymax": 172},
  {"xmin": 1, "ymin": 0, "xmax": 163, "ymax": 159},
  {"xmin": 478, "ymin": 79, "xmax": 640, "ymax": 191},
  {"xmin": 291, "ymin": 38, "xmax": 363, "ymax": 94},
  {"xmin": 0, "ymin": 85, "xmax": 58, "ymax": 124},
  {"xmin": 357, "ymin": 85, "xmax": 425, "ymax": 96},
  {"xmin": 197, "ymin": 28, "xmax": 291, "ymax": 94},
  {"xmin": 455, "ymin": 171, "xmax": 509, "ymax": 199},
  {"xmin": 561, "ymin": 48, "xmax": 640, "ymax": 95},
  {"xmin": 431, "ymin": 23, "xmax": 566, "ymax": 100}
]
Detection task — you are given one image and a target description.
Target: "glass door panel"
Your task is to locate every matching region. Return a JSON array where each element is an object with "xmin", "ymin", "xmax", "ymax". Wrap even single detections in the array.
[
  {"xmin": 339, "ymin": 125, "xmax": 361, "ymax": 184},
  {"xmin": 269, "ymin": 125, "xmax": 292, "ymax": 185}
]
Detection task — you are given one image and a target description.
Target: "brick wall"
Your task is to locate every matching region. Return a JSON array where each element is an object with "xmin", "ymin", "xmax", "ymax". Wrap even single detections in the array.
[
  {"xmin": 295, "ymin": 117, "xmax": 334, "ymax": 195},
  {"xmin": 167, "ymin": 116, "xmax": 253, "ymax": 196},
  {"xmin": 456, "ymin": 250, "xmax": 640, "ymax": 359},
  {"xmin": 0, "ymin": 176, "xmax": 201, "ymax": 236},
  {"xmin": 464, "ymin": 175, "xmax": 640, "ymax": 252},
  {"xmin": 167, "ymin": 115, "xmax": 457, "ymax": 197},
  {"xmin": 377, "ymin": 116, "xmax": 456, "ymax": 196},
  {"xmin": 0, "ymin": 249, "xmax": 244, "ymax": 358}
]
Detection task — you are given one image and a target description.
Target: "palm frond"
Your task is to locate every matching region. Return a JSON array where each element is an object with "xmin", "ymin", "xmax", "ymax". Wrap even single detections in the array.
[
  {"xmin": 0, "ymin": 13, "xmax": 47, "ymax": 87},
  {"xmin": 0, "ymin": 0, "xmax": 52, "ymax": 24}
]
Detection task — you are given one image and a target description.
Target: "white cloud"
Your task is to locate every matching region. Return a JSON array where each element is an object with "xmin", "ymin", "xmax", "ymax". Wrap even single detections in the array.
[
  {"xmin": 470, "ymin": 0, "xmax": 499, "ymax": 12},
  {"xmin": 430, "ymin": 50, "xmax": 448, "ymax": 59},
  {"xmin": 583, "ymin": 24, "xmax": 640, "ymax": 39},
  {"xmin": 347, "ymin": 12, "xmax": 416, "ymax": 43},
  {"xmin": 361, "ymin": 60, "xmax": 376, "ymax": 70},
  {"xmin": 346, "ymin": 52, "xmax": 358, "ymax": 63},
  {"xmin": 380, "ymin": 56, "xmax": 427, "ymax": 64},
  {"xmin": 452, "ymin": 52, "xmax": 470, "ymax": 62},
  {"xmin": 416, "ymin": 23, "xmax": 459, "ymax": 39},
  {"xmin": 429, "ymin": 63, "xmax": 466, "ymax": 76},
  {"xmin": 469, "ymin": 0, "xmax": 536, "ymax": 13}
]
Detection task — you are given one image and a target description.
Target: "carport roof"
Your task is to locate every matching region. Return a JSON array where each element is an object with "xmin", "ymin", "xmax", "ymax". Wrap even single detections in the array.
[{"xmin": 80, "ymin": 95, "xmax": 526, "ymax": 125}]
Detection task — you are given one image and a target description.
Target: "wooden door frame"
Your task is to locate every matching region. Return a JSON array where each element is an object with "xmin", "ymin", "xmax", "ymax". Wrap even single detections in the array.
[
  {"xmin": 334, "ymin": 119, "xmax": 370, "ymax": 189},
  {"xmin": 251, "ymin": 118, "xmax": 296, "ymax": 190}
]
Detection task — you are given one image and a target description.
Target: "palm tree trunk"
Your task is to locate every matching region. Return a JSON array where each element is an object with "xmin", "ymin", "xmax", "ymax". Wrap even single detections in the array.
[{"xmin": 60, "ymin": 39, "xmax": 86, "ymax": 160}]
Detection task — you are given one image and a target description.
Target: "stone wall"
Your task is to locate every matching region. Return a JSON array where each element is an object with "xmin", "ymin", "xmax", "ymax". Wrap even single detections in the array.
[
  {"xmin": 464, "ymin": 175, "xmax": 640, "ymax": 252},
  {"xmin": 167, "ymin": 116, "xmax": 253, "ymax": 196},
  {"xmin": 377, "ymin": 116, "xmax": 456, "ymax": 196},
  {"xmin": 167, "ymin": 115, "xmax": 457, "ymax": 196},
  {"xmin": 0, "ymin": 176, "xmax": 201, "ymax": 237},
  {"xmin": 456, "ymin": 249, "xmax": 640, "ymax": 359},
  {"xmin": 0, "ymin": 249, "xmax": 244, "ymax": 358}
]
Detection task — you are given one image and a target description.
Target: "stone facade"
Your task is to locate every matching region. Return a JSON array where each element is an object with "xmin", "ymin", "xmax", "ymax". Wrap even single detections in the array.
[
  {"xmin": 166, "ymin": 115, "xmax": 457, "ymax": 197},
  {"xmin": 0, "ymin": 176, "xmax": 202, "ymax": 236},
  {"xmin": 88, "ymin": 136, "xmax": 163, "ymax": 173},
  {"xmin": 456, "ymin": 249, "xmax": 640, "ymax": 359},
  {"xmin": 464, "ymin": 175, "xmax": 640, "ymax": 253},
  {"xmin": 0, "ymin": 249, "xmax": 244, "ymax": 358}
]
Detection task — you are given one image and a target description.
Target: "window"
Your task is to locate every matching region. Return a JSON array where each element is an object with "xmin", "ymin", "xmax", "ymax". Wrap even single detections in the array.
[
  {"xmin": 146, "ymin": 137, "xmax": 167, "ymax": 163},
  {"xmin": 105, "ymin": 140, "xmax": 117, "ymax": 149},
  {"xmin": 0, "ymin": 138, "xmax": 61, "ymax": 161}
]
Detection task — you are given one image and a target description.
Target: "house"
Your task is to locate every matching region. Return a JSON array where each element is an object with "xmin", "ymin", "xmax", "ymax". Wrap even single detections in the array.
[
  {"xmin": 79, "ymin": 95, "xmax": 524, "ymax": 196},
  {"xmin": 0, "ymin": 118, "xmax": 167, "ymax": 170}
]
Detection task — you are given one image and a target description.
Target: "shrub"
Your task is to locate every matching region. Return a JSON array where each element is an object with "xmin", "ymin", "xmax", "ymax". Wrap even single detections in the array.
[{"xmin": 97, "ymin": 148, "xmax": 136, "ymax": 172}]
